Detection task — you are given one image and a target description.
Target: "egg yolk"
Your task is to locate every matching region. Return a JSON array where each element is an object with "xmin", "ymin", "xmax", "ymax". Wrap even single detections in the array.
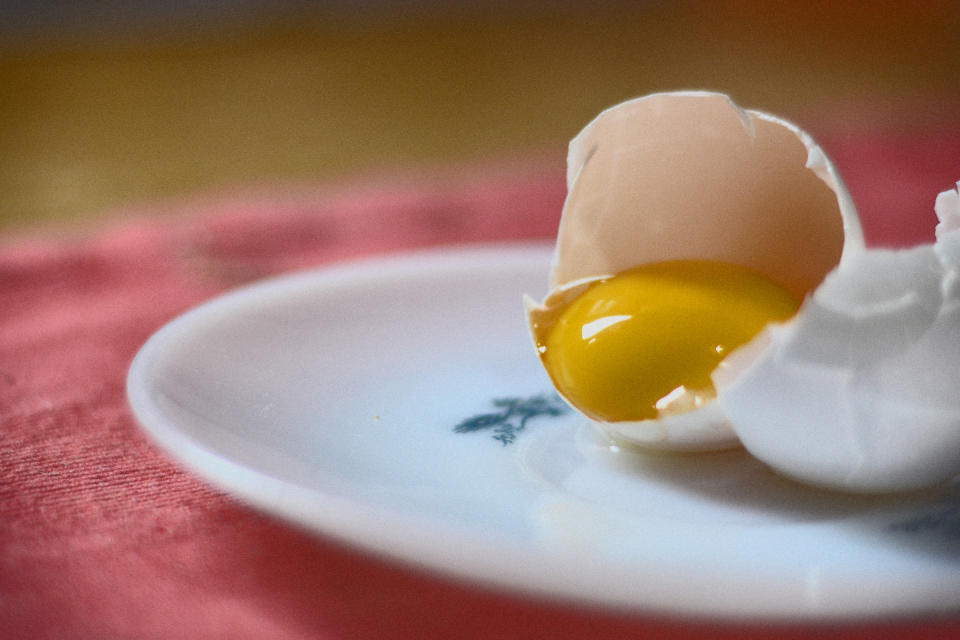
[{"xmin": 537, "ymin": 260, "xmax": 800, "ymax": 422}]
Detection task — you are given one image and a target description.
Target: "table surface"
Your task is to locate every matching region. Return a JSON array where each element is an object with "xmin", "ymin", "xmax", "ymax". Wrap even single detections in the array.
[
  {"xmin": 3, "ymin": 130, "xmax": 960, "ymax": 638},
  {"xmin": 3, "ymin": 3, "xmax": 960, "ymax": 639}
]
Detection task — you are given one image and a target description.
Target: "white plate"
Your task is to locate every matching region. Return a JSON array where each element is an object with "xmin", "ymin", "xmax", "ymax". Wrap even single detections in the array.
[{"xmin": 128, "ymin": 244, "xmax": 960, "ymax": 620}]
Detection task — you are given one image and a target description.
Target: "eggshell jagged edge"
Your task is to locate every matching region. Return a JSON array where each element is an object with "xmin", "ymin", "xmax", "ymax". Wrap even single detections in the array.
[
  {"xmin": 718, "ymin": 182, "xmax": 960, "ymax": 491},
  {"xmin": 525, "ymin": 91, "xmax": 865, "ymax": 452}
]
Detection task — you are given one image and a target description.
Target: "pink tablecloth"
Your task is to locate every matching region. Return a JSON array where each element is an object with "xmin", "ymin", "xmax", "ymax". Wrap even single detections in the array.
[{"xmin": 2, "ymin": 133, "xmax": 960, "ymax": 639}]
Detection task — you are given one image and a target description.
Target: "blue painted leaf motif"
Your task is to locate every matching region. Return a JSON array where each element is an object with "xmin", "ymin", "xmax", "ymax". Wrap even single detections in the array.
[
  {"xmin": 454, "ymin": 393, "xmax": 569, "ymax": 445},
  {"xmin": 454, "ymin": 413, "xmax": 508, "ymax": 433},
  {"xmin": 890, "ymin": 501, "xmax": 960, "ymax": 539}
]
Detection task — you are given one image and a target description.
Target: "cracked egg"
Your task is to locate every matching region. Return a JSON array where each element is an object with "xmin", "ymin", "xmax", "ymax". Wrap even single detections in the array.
[{"xmin": 525, "ymin": 91, "xmax": 960, "ymax": 492}]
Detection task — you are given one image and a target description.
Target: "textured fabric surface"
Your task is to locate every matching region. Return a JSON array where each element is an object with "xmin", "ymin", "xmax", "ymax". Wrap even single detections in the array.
[{"xmin": 2, "ymin": 138, "xmax": 960, "ymax": 639}]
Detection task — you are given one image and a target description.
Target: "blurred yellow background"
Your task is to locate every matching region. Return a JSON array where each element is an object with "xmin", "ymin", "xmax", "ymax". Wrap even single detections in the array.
[{"xmin": 1, "ymin": 1, "xmax": 958, "ymax": 233}]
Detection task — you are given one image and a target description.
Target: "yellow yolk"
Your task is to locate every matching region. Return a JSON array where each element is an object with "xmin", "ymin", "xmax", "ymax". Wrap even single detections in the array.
[{"xmin": 537, "ymin": 260, "xmax": 800, "ymax": 422}]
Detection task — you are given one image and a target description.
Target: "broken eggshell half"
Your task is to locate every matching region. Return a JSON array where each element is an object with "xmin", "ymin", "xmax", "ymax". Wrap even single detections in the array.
[
  {"xmin": 718, "ymin": 182, "xmax": 960, "ymax": 491},
  {"xmin": 525, "ymin": 90, "xmax": 865, "ymax": 453},
  {"xmin": 527, "ymin": 91, "xmax": 960, "ymax": 492}
]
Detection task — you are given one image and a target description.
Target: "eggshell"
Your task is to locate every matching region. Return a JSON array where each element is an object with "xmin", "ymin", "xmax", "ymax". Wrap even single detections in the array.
[
  {"xmin": 526, "ymin": 91, "xmax": 862, "ymax": 451},
  {"xmin": 718, "ymin": 184, "xmax": 960, "ymax": 491},
  {"xmin": 548, "ymin": 91, "xmax": 864, "ymax": 297}
]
